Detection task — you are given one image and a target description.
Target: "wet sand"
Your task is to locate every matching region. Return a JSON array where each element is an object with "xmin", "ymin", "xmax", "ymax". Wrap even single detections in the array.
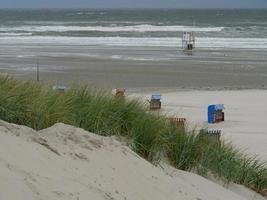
[{"xmin": 0, "ymin": 44, "xmax": 267, "ymax": 91}]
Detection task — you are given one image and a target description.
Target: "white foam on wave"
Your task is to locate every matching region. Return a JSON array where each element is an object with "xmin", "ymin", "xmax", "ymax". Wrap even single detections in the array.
[
  {"xmin": 16, "ymin": 54, "xmax": 36, "ymax": 58},
  {"xmin": 0, "ymin": 33, "xmax": 32, "ymax": 36},
  {"xmin": 0, "ymin": 36, "xmax": 267, "ymax": 49},
  {"xmin": 111, "ymin": 55, "xmax": 123, "ymax": 59},
  {"xmin": 110, "ymin": 55, "xmax": 170, "ymax": 61},
  {"xmin": 197, "ymin": 37, "xmax": 267, "ymax": 49},
  {"xmin": 0, "ymin": 25, "xmax": 224, "ymax": 33}
]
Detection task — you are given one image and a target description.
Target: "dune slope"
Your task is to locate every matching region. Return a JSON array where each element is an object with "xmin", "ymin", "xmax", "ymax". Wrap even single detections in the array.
[{"xmin": 0, "ymin": 120, "xmax": 265, "ymax": 200}]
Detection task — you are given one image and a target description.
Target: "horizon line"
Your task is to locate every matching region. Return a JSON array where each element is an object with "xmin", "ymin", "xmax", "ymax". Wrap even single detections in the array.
[{"xmin": 0, "ymin": 7, "xmax": 267, "ymax": 10}]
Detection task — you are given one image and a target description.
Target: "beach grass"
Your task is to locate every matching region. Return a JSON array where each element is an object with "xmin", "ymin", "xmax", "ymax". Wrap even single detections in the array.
[{"xmin": 0, "ymin": 75, "xmax": 266, "ymax": 195}]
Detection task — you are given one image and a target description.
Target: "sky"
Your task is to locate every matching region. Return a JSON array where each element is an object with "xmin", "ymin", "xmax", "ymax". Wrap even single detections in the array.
[{"xmin": 1, "ymin": 0, "xmax": 267, "ymax": 9}]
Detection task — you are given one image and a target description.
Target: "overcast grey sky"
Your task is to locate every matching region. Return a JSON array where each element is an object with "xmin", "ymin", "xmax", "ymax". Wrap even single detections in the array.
[{"xmin": 1, "ymin": 0, "xmax": 267, "ymax": 9}]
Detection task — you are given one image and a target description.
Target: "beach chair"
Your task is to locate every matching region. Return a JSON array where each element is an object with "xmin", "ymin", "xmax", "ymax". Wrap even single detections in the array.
[
  {"xmin": 207, "ymin": 129, "xmax": 222, "ymax": 142},
  {"xmin": 169, "ymin": 117, "xmax": 186, "ymax": 126},
  {"xmin": 113, "ymin": 88, "xmax": 126, "ymax": 97},
  {"xmin": 169, "ymin": 117, "xmax": 187, "ymax": 131},
  {"xmin": 52, "ymin": 85, "xmax": 67, "ymax": 93},
  {"xmin": 199, "ymin": 129, "xmax": 222, "ymax": 143},
  {"xmin": 149, "ymin": 94, "xmax": 162, "ymax": 110},
  {"xmin": 208, "ymin": 104, "xmax": 225, "ymax": 124}
]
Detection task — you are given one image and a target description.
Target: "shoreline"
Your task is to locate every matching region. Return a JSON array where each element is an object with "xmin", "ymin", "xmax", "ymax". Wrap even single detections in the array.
[{"xmin": 127, "ymin": 87, "xmax": 267, "ymax": 94}]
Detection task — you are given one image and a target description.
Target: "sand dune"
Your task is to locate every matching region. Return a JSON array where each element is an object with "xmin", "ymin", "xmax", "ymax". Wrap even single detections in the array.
[{"xmin": 0, "ymin": 120, "xmax": 265, "ymax": 200}]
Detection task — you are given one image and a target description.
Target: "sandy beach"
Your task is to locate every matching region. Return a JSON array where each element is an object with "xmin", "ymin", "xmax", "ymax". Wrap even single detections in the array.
[{"xmin": 134, "ymin": 90, "xmax": 267, "ymax": 161}]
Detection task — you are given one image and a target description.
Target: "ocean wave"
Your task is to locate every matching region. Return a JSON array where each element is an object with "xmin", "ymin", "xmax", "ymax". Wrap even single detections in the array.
[
  {"xmin": 0, "ymin": 36, "xmax": 266, "ymax": 49},
  {"xmin": 0, "ymin": 25, "xmax": 224, "ymax": 33},
  {"xmin": 17, "ymin": 20, "xmax": 155, "ymax": 26},
  {"xmin": 0, "ymin": 32, "xmax": 32, "ymax": 36},
  {"xmin": 67, "ymin": 11, "xmax": 107, "ymax": 16}
]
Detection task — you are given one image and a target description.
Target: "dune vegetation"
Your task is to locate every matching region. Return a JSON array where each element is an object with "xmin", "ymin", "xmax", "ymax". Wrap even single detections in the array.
[{"xmin": 0, "ymin": 75, "xmax": 266, "ymax": 195}]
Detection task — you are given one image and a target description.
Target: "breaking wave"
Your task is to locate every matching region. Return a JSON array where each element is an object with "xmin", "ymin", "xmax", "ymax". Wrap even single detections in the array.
[{"xmin": 0, "ymin": 25, "xmax": 225, "ymax": 33}]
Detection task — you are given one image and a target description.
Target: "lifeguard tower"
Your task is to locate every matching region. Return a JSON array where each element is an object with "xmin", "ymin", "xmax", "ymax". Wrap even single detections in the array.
[{"xmin": 182, "ymin": 32, "xmax": 195, "ymax": 51}]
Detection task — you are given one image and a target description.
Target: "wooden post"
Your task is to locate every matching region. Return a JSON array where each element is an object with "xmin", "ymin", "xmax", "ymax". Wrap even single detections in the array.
[{"xmin": 36, "ymin": 61, "xmax": 40, "ymax": 82}]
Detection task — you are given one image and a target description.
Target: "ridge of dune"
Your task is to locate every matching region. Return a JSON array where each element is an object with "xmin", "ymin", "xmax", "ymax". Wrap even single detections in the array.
[{"xmin": 0, "ymin": 120, "xmax": 265, "ymax": 200}]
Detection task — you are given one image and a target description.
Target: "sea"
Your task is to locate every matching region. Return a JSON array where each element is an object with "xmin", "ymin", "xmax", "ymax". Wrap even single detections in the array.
[{"xmin": 0, "ymin": 9, "xmax": 267, "ymax": 49}]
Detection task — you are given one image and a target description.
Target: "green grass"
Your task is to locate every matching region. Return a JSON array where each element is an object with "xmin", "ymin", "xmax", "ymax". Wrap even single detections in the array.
[{"xmin": 0, "ymin": 75, "xmax": 266, "ymax": 195}]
